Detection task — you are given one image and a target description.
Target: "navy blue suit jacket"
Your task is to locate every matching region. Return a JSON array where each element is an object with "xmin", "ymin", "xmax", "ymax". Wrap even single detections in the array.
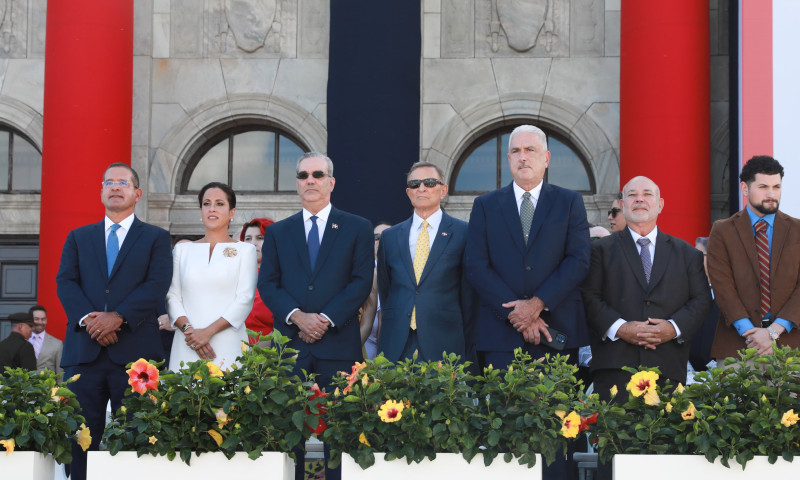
[
  {"xmin": 258, "ymin": 207, "xmax": 374, "ymax": 361},
  {"xmin": 376, "ymin": 211, "xmax": 476, "ymax": 362},
  {"xmin": 465, "ymin": 182, "xmax": 591, "ymax": 351},
  {"xmin": 56, "ymin": 217, "xmax": 173, "ymax": 367}
]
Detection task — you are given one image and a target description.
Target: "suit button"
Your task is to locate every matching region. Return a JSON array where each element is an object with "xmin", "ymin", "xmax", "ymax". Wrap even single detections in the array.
[
  {"xmin": 308, "ymin": 285, "xmax": 314, "ymax": 291},
  {"xmin": 416, "ymin": 290, "xmax": 420, "ymax": 294},
  {"xmin": 407, "ymin": 313, "xmax": 411, "ymax": 317},
  {"xmin": 525, "ymin": 266, "xmax": 532, "ymax": 271},
  {"xmin": 645, "ymin": 300, "xmax": 651, "ymax": 305},
  {"xmin": 105, "ymin": 289, "xmax": 110, "ymax": 294},
  {"xmin": 522, "ymin": 295, "xmax": 530, "ymax": 299}
]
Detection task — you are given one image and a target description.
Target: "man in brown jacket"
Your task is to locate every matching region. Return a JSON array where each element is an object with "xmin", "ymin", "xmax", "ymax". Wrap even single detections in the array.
[{"xmin": 708, "ymin": 155, "xmax": 800, "ymax": 359}]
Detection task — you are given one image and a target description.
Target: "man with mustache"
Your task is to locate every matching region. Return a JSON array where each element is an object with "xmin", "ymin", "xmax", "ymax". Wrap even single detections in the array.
[
  {"xmin": 258, "ymin": 152, "xmax": 373, "ymax": 480},
  {"xmin": 708, "ymin": 155, "xmax": 800, "ymax": 358}
]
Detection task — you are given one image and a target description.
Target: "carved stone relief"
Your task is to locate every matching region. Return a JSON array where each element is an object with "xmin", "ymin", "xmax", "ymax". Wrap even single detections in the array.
[
  {"xmin": 205, "ymin": 0, "xmax": 285, "ymax": 57},
  {"xmin": 0, "ymin": 0, "xmax": 26, "ymax": 58},
  {"xmin": 475, "ymin": 0, "xmax": 569, "ymax": 57}
]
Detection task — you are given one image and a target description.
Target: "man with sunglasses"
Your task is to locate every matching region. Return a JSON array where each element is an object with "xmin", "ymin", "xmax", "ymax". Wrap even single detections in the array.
[
  {"xmin": 608, "ymin": 193, "xmax": 626, "ymax": 232},
  {"xmin": 56, "ymin": 163, "xmax": 172, "ymax": 480},
  {"xmin": 258, "ymin": 152, "xmax": 373, "ymax": 480},
  {"xmin": 376, "ymin": 162, "xmax": 476, "ymax": 364}
]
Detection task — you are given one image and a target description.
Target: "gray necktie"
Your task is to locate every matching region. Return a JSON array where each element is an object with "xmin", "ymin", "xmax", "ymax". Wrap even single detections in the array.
[
  {"xmin": 520, "ymin": 191, "xmax": 534, "ymax": 242},
  {"xmin": 637, "ymin": 237, "xmax": 652, "ymax": 283}
]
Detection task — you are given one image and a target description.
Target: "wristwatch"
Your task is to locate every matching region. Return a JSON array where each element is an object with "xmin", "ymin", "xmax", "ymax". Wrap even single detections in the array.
[
  {"xmin": 181, "ymin": 322, "xmax": 193, "ymax": 333},
  {"xmin": 767, "ymin": 326, "xmax": 780, "ymax": 341}
]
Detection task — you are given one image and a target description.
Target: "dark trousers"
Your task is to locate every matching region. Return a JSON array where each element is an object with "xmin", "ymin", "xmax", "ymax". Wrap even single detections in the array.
[
  {"xmin": 292, "ymin": 352, "xmax": 359, "ymax": 480},
  {"xmin": 64, "ymin": 349, "xmax": 129, "ymax": 480},
  {"xmin": 479, "ymin": 345, "xmax": 580, "ymax": 480}
]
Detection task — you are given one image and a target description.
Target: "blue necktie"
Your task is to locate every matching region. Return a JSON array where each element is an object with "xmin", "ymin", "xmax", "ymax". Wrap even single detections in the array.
[
  {"xmin": 308, "ymin": 215, "xmax": 320, "ymax": 269},
  {"xmin": 107, "ymin": 224, "xmax": 121, "ymax": 276}
]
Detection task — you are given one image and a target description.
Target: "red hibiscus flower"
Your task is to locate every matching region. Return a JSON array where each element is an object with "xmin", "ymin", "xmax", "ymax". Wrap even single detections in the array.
[{"xmin": 127, "ymin": 358, "xmax": 159, "ymax": 395}]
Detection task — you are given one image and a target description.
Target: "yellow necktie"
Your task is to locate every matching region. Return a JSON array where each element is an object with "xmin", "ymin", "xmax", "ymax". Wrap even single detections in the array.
[{"xmin": 410, "ymin": 220, "xmax": 430, "ymax": 330}]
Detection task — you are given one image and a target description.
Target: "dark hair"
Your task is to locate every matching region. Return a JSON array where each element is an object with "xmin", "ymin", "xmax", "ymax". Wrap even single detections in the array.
[
  {"xmin": 29, "ymin": 305, "xmax": 46, "ymax": 315},
  {"xmin": 615, "ymin": 192, "xmax": 623, "ymax": 200},
  {"xmin": 104, "ymin": 162, "xmax": 140, "ymax": 188},
  {"xmin": 406, "ymin": 161, "xmax": 445, "ymax": 182},
  {"xmin": 740, "ymin": 155, "xmax": 784, "ymax": 184},
  {"xmin": 198, "ymin": 182, "xmax": 236, "ymax": 208},
  {"xmin": 239, "ymin": 218, "xmax": 275, "ymax": 241}
]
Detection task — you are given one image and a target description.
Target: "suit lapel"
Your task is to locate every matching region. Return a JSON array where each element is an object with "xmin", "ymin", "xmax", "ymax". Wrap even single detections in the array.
[
  {"xmin": 312, "ymin": 207, "xmax": 340, "ymax": 277},
  {"xmin": 499, "ymin": 183, "xmax": 526, "ymax": 253},
  {"xmin": 93, "ymin": 221, "xmax": 109, "ymax": 281},
  {"xmin": 648, "ymin": 231, "xmax": 671, "ymax": 291},
  {"xmin": 733, "ymin": 210, "xmax": 760, "ymax": 282},
  {"xmin": 290, "ymin": 212, "xmax": 313, "ymax": 277},
  {"xmin": 771, "ymin": 211, "xmax": 790, "ymax": 270},
  {"xmin": 418, "ymin": 212, "xmax": 454, "ymax": 285},
  {"xmin": 109, "ymin": 217, "xmax": 143, "ymax": 279},
  {"xmin": 618, "ymin": 230, "xmax": 649, "ymax": 291},
  {"xmin": 396, "ymin": 218, "xmax": 416, "ymax": 286},
  {"xmin": 526, "ymin": 183, "xmax": 551, "ymax": 249}
]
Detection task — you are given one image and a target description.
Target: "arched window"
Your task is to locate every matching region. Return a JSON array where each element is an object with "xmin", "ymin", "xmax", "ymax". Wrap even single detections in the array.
[
  {"xmin": 451, "ymin": 126, "xmax": 594, "ymax": 194},
  {"xmin": 182, "ymin": 126, "xmax": 308, "ymax": 193},
  {"xmin": 0, "ymin": 127, "xmax": 41, "ymax": 193}
]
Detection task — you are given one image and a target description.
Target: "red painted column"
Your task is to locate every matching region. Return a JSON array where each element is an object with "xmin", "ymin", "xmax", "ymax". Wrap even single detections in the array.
[
  {"xmin": 620, "ymin": 0, "xmax": 710, "ymax": 243},
  {"xmin": 38, "ymin": 1, "xmax": 134, "ymax": 340}
]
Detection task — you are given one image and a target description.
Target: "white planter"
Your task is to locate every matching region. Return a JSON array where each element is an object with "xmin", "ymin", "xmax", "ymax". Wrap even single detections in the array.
[
  {"xmin": 342, "ymin": 452, "xmax": 542, "ymax": 479},
  {"xmin": 613, "ymin": 454, "xmax": 800, "ymax": 479},
  {"xmin": 87, "ymin": 451, "xmax": 294, "ymax": 479},
  {"xmin": 0, "ymin": 451, "xmax": 55, "ymax": 480}
]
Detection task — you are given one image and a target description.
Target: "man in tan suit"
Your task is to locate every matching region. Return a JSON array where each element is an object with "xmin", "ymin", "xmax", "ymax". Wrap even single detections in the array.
[
  {"xmin": 708, "ymin": 156, "xmax": 800, "ymax": 359},
  {"xmin": 28, "ymin": 305, "xmax": 63, "ymax": 378}
]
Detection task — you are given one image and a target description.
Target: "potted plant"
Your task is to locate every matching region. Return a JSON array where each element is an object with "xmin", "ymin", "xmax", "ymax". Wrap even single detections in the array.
[
  {"xmin": 94, "ymin": 331, "xmax": 322, "ymax": 479},
  {"xmin": 0, "ymin": 368, "xmax": 90, "ymax": 480}
]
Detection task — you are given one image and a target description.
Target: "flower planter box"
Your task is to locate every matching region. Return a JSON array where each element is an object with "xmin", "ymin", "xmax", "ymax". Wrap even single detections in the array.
[
  {"xmin": 87, "ymin": 451, "xmax": 294, "ymax": 479},
  {"xmin": 342, "ymin": 452, "xmax": 542, "ymax": 479},
  {"xmin": 0, "ymin": 452, "xmax": 55, "ymax": 480},
  {"xmin": 613, "ymin": 454, "xmax": 800, "ymax": 479}
]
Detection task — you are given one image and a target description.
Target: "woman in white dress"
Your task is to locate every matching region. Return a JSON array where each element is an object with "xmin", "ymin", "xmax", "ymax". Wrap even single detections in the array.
[{"xmin": 167, "ymin": 182, "xmax": 257, "ymax": 371}]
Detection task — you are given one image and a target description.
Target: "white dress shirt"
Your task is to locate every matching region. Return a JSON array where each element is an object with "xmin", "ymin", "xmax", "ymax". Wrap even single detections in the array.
[
  {"xmin": 408, "ymin": 209, "xmax": 442, "ymax": 258},
  {"xmin": 512, "ymin": 180, "xmax": 543, "ymax": 213}
]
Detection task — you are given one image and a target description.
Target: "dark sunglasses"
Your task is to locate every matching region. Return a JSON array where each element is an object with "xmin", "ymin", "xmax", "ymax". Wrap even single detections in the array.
[
  {"xmin": 296, "ymin": 170, "xmax": 328, "ymax": 180},
  {"xmin": 607, "ymin": 207, "xmax": 621, "ymax": 218},
  {"xmin": 407, "ymin": 178, "xmax": 444, "ymax": 189}
]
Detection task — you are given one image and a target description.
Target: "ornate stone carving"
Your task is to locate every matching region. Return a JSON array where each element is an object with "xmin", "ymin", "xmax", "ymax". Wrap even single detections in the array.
[
  {"xmin": 492, "ymin": 0, "xmax": 554, "ymax": 53},
  {"xmin": 0, "ymin": 0, "xmax": 25, "ymax": 57},
  {"xmin": 224, "ymin": 0, "xmax": 278, "ymax": 53}
]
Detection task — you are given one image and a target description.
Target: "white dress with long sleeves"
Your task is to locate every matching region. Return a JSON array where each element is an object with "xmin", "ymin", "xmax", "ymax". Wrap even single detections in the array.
[{"xmin": 167, "ymin": 241, "xmax": 257, "ymax": 371}]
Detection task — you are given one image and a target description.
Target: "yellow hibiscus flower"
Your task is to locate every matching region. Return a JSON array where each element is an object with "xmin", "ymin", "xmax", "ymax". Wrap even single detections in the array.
[
  {"xmin": 358, "ymin": 432, "xmax": 371, "ymax": 447},
  {"xmin": 665, "ymin": 401, "xmax": 673, "ymax": 413},
  {"xmin": 148, "ymin": 436, "xmax": 157, "ymax": 444},
  {"xmin": 674, "ymin": 383, "xmax": 685, "ymax": 394},
  {"xmin": 0, "ymin": 439, "xmax": 14, "ymax": 455},
  {"xmin": 76, "ymin": 424, "xmax": 92, "ymax": 451},
  {"xmin": 681, "ymin": 402, "xmax": 696, "ymax": 420},
  {"xmin": 782, "ymin": 409, "xmax": 799, "ymax": 427},
  {"xmin": 626, "ymin": 371, "xmax": 659, "ymax": 398},
  {"xmin": 208, "ymin": 429, "xmax": 223, "ymax": 447},
  {"xmin": 609, "ymin": 385, "xmax": 618, "ymax": 398},
  {"xmin": 560, "ymin": 411, "xmax": 581, "ymax": 439},
  {"xmin": 643, "ymin": 388, "xmax": 660, "ymax": 406},
  {"xmin": 378, "ymin": 400, "xmax": 405, "ymax": 423}
]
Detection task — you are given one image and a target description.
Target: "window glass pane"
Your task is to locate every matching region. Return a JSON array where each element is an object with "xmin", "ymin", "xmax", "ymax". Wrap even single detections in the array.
[
  {"xmin": 547, "ymin": 139, "xmax": 590, "ymax": 191},
  {"xmin": 500, "ymin": 133, "xmax": 512, "ymax": 186},
  {"xmin": 454, "ymin": 138, "xmax": 497, "ymax": 191},
  {"xmin": 188, "ymin": 138, "xmax": 229, "ymax": 191},
  {"xmin": 0, "ymin": 131, "xmax": 8, "ymax": 190},
  {"xmin": 11, "ymin": 135, "xmax": 42, "ymax": 191},
  {"xmin": 232, "ymin": 131, "xmax": 274, "ymax": 191},
  {"xmin": 278, "ymin": 136, "xmax": 303, "ymax": 191}
]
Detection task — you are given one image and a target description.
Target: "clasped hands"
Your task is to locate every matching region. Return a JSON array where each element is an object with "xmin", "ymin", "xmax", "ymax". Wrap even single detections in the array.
[
  {"xmin": 503, "ymin": 297, "xmax": 553, "ymax": 345},
  {"xmin": 183, "ymin": 325, "xmax": 216, "ymax": 360},
  {"xmin": 617, "ymin": 318, "xmax": 676, "ymax": 350},
  {"xmin": 85, "ymin": 311, "xmax": 123, "ymax": 347},
  {"xmin": 290, "ymin": 311, "xmax": 330, "ymax": 344},
  {"xmin": 743, "ymin": 324, "xmax": 784, "ymax": 356}
]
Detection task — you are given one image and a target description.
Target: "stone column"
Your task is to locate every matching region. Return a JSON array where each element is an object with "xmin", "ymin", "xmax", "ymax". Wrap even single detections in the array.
[
  {"xmin": 39, "ymin": 1, "xmax": 134, "ymax": 340},
  {"xmin": 620, "ymin": 0, "xmax": 710, "ymax": 242}
]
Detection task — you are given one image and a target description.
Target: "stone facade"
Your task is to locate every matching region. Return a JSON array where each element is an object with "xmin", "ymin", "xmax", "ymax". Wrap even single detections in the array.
[{"xmin": 0, "ymin": 0, "xmax": 730, "ymax": 236}]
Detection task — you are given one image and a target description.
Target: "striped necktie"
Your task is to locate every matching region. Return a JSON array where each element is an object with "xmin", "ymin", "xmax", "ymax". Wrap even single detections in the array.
[{"xmin": 755, "ymin": 220, "xmax": 771, "ymax": 320}]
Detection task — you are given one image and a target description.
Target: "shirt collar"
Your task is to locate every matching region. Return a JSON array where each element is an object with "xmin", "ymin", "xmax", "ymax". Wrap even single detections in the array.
[
  {"xmin": 105, "ymin": 213, "xmax": 135, "ymax": 232},
  {"xmin": 303, "ymin": 203, "xmax": 332, "ymax": 223},
  {"xmin": 412, "ymin": 209, "xmax": 443, "ymax": 234},
  {"xmin": 745, "ymin": 205, "xmax": 776, "ymax": 228},
  {"xmin": 628, "ymin": 226, "xmax": 658, "ymax": 246},
  {"xmin": 513, "ymin": 180, "xmax": 543, "ymax": 203}
]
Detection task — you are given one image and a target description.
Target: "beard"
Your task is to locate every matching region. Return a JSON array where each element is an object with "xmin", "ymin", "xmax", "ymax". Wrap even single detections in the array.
[{"xmin": 752, "ymin": 199, "xmax": 779, "ymax": 215}]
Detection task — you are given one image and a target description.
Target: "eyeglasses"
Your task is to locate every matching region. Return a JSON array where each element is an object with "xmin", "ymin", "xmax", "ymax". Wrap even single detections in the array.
[
  {"xmin": 296, "ymin": 170, "xmax": 328, "ymax": 180},
  {"xmin": 607, "ymin": 207, "xmax": 621, "ymax": 218},
  {"xmin": 407, "ymin": 178, "xmax": 444, "ymax": 189},
  {"xmin": 102, "ymin": 180, "xmax": 134, "ymax": 188}
]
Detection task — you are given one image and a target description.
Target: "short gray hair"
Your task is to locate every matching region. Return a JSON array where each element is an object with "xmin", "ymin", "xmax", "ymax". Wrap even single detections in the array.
[
  {"xmin": 406, "ymin": 161, "xmax": 445, "ymax": 181},
  {"xmin": 297, "ymin": 152, "xmax": 334, "ymax": 177},
  {"xmin": 508, "ymin": 125, "xmax": 548, "ymax": 152}
]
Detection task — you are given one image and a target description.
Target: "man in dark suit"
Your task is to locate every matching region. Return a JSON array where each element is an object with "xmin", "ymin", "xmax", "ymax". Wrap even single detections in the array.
[
  {"xmin": 581, "ymin": 176, "xmax": 711, "ymax": 393},
  {"xmin": 56, "ymin": 163, "xmax": 172, "ymax": 480},
  {"xmin": 376, "ymin": 162, "xmax": 475, "ymax": 363},
  {"xmin": 0, "ymin": 312, "xmax": 37, "ymax": 372},
  {"xmin": 465, "ymin": 125, "xmax": 591, "ymax": 369},
  {"xmin": 258, "ymin": 152, "xmax": 373, "ymax": 480},
  {"xmin": 708, "ymin": 155, "xmax": 800, "ymax": 359}
]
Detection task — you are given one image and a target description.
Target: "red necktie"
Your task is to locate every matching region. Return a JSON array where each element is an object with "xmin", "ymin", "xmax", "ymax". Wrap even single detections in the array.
[{"xmin": 755, "ymin": 221, "xmax": 770, "ymax": 320}]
